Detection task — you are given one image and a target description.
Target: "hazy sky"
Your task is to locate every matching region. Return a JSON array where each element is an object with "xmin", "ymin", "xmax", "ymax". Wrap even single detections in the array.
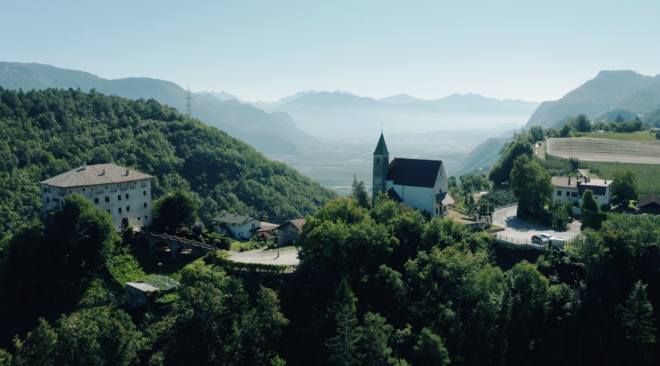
[{"xmin": 2, "ymin": 0, "xmax": 660, "ymax": 103}]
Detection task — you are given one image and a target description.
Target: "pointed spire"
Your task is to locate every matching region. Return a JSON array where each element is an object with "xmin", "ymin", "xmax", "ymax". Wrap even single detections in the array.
[{"xmin": 373, "ymin": 132, "xmax": 389, "ymax": 156}]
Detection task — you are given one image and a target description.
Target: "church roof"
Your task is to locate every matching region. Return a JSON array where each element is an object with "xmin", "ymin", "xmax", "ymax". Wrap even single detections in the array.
[
  {"xmin": 373, "ymin": 133, "xmax": 389, "ymax": 156},
  {"xmin": 386, "ymin": 158, "xmax": 442, "ymax": 188},
  {"xmin": 387, "ymin": 188, "xmax": 402, "ymax": 203}
]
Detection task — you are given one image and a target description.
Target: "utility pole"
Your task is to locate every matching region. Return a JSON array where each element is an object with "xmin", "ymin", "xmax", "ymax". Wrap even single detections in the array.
[{"xmin": 183, "ymin": 84, "xmax": 194, "ymax": 119}]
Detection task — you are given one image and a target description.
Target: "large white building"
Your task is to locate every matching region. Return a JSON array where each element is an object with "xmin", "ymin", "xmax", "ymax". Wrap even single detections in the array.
[
  {"xmin": 551, "ymin": 176, "xmax": 613, "ymax": 214},
  {"xmin": 40, "ymin": 163, "xmax": 154, "ymax": 230},
  {"xmin": 372, "ymin": 133, "xmax": 453, "ymax": 217}
]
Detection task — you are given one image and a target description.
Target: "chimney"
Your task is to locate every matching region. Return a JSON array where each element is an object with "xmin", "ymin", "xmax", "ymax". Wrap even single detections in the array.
[
  {"xmin": 83, "ymin": 162, "xmax": 87, "ymax": 170},
  {"xmin": 126, "ymin": 169, "xmax": 129, "ymax": 176},
  {"xmin": 604, "ymin": 179, "xmax": 607, "ymax": 184},
  {"xmin": 568, "ymin": 176, "xmax": 571, "ymax": 185},
  {"xmin": 102, "ymin": 169, "xmax": 105, "ymax": 175}
]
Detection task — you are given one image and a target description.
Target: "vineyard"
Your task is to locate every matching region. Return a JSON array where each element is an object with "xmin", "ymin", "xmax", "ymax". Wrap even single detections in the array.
[{"xmin": 579, "ymin": 161, "xmax": 660, "ymax": 196}]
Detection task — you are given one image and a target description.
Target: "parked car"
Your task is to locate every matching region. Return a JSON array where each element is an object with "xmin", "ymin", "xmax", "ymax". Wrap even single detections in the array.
[{"xmin": 531, "ymin": 235, "xmax": 549, "ymax": 245}]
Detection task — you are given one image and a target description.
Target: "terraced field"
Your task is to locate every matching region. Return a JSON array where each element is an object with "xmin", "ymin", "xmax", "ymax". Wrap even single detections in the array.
[{"xmin": 546, "ymin": 138, "xmax": 660, "ymax": 164}]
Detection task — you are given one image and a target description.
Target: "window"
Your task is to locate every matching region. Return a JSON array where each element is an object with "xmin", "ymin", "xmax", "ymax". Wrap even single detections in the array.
[
  {"xmin": 572, "ymin": 192, "xmax": 577, "ymax": 197},
  {"xmin": 105, "ymin": 197, "xmax": 109, "ymax": 202},
  {"xmin": 107, "ymin": 210, "xmax": 111, "ymax": 214},
  {"xmin": 94, "ymin": 198, "xmax": 99, "ymax": 204},
  {"xmin": 83, "ymin": 189, "xmax": 85, "ymax": 191},
  {"xmin": 435, "ymin": 207, "xmax": 439, "ymax": 215},
  {"xmin": 126, "ymin": 194, "xmax": 129, "ymax": 199},
  {"xmin": 118, "ymin": 195, "xmax": 121, "ymax": 201},
  {"xmin": 126, "ymin": 206, "xmax": 130, "ymax": 212},
  {"xmin": 557, "ymin": 191, "xmax": 561, "ymax": 196},
  {"xmin": 47, "ymin": 198, "xmax": 50, "ymax": 203},
  {"xmin": 145, "ymin": 215, "xmax": 148, "ymax": 219},
  {"xmin": 144, "ymin": 202, "xmax": 147, "ymax": 208},
  {"xmin": 118, "ymin": 208, "xmax": 122, "ymax": 213},
  {"xmin": 566, "ymin": 191, "xmax": 570, "ymax": 196},
  {"xmin": 143, "ymin": 190, "xmax": 146, "ymax": 196},
  {"xmin": 376, "ymin": 158, "xmax": 380, "ymax": 164},
  {"xmin": 252, "ymin": 223, "xmax": 255, "ymax": 228},
  {"xmin": 138, "ymin": 217, "xmax": 141, "ymax": 221}
]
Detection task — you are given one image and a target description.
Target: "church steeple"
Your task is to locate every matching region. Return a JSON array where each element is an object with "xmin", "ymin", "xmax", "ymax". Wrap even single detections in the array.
[{"xmin": 372, "ymin": 132, "xmax": 390, "ymax": 202}]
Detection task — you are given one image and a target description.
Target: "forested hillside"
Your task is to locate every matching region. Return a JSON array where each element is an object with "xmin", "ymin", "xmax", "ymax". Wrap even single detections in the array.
[{"xmin": 0, "ymin": 86, "xmax": 337, "ymax": 240}]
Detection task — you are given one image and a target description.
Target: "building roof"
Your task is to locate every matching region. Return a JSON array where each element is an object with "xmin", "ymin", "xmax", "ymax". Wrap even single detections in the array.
[
  {"xmin": 551, "ymin": 176, "xmax": 613, "ymax": 189},
  {"xmin": 276, "ymin": 219, "xmax": 306, "ymax": 231},
  {"xmin": 126, "ymin": 282, "xmax": 159, "ymax": 293},
  {"xmin": 255, "ymin": 222, "xmax": 279, "ymax": 232},
  {"xmin": 386, "ymin": 158, "xmax": 443, "ymax": 188},
  {"xmin": 637, "ymin": 193, "xmax": 660, "ymax": 208},
  {"xmin": 387, "ymin": 187, "xmax": 403, "ymax": 202},
  {"xmin": 373, "ymin": 133, "xmax": 389, "ymax": 156},
  {"xmin": 212, "ymin": 212, "xmax": 260, "ymax": 226},
  {"xmin": 615, "ymin": 114, "xmax": 624, "ymax": 123},
  {"xmin": 40, "ymin": 163, "xmax": 153, "ymax": 188}
]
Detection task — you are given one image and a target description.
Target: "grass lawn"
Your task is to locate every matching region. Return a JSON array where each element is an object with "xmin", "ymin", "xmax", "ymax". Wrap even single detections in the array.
[
  {"xmin": 572, "ymin": 131, "xmax": 657, "ymax": 141},
  {"xmin": 230, "ymin": 239, "xmax": 250, "ymax": 251},
  {"xmin": 447, "ymin": 209, "xmax": 475, "ymax": 224}
]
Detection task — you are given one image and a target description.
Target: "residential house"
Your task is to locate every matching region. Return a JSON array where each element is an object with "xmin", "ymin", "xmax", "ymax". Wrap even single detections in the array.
[
  {"xmin": 551, "ymin": 176, "xmax": 613, "ymax": 214},
  {"xmin": 636, "ymin": 193, "xmax": 660, "ymax": 214},
  {"xmin": 212, "ymin": 212, "xmax": 261, "ymax": 239}
]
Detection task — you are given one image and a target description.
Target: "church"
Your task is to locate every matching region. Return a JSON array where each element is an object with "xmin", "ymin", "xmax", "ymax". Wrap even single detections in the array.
[{"xmin": 372, "ymin": 133, "xmax": 453, "ymax": 218}]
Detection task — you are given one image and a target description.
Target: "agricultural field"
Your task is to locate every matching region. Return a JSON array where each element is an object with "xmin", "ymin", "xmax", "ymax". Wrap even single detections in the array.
[
  {"xmin": 546, "ymin": 137, "xmax": 660, "ymax": 164},
  {"xmin": 580, "ymin": 161, "xmax": 660, "ymax": 196},
  {"xmin": 571, "ymin": 131, "xmax": 657, "ymax": 141}
]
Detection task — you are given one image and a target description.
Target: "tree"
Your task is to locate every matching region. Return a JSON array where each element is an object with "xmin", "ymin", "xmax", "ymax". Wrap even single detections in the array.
[
  {"xmin": 581, "ymin": 189, "xmax": 599, "ymax": 213},
  {"xmin": 510, "ymin": 155, "xmax": 553, "ymax": 220},
  {"xmin": 326, "ymin": 279, "xmax": 362, "ymax": 366},
  {"xmin": 611, "ymin": 168, "xmax": 638, "ymax": 201},
  {"xmin": 351, "ymin": 175, "xmax": 370, "ymax": 209},
  {"xmin": 564, "ymin": 199, "xmax": 574, "ymax": 220},
  {"xmin": 572, "ymin": 114, "xmax": 591, "ymax": 132},
  {"xmin": 448, "ymin": 176, "xmax": 457, "ymax": 188},
  {"xmin": 153, "ymin": 190, "xmax": 198, "ymax": 233},
  {"xmin": 241, "ymin": 287, "xmax": 290, "ymax": 366},
  {"xmin": 11, "ymin": 318, "xmax": 57, "ymax": 366},
  {"xmin": 528, "ymin": 125, "xmax": 544, "ymax": 143},
  {"xmin": 559, "ymin": 123, "xmax": 571, "ymax": 137},
  {"xmin": 619, "ymin": 280, "xmax": 656, "ymax": 361},
  {"xmin": 489, "ymin": 134, "xmax": 534, "ymax": 185},
  {"xmin": 360, "ymin": 312, "xmax": 394, "ymax": 366},
  {"xmin": 413, "ymin": 328, "xmax": 450, "ymax": 366}
]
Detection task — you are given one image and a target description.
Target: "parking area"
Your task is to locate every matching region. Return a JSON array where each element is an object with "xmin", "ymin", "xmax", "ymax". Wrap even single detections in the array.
[{"xmin": 492, "ymin": 205, "xmax": 581, "ymax": 242}]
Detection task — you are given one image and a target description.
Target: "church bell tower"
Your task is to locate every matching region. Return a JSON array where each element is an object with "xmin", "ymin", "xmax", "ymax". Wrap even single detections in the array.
[{"xmin": 372, "ymin": 132, "xmax": 390, "ymax": 202}]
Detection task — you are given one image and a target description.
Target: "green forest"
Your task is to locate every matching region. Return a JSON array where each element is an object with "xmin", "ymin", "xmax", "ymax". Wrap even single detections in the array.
[
  {"xmin": 2, "ymin": 88, "xmax": 660, "ymax": 366},
  {"xmin": 0, "ymin": 86, "xmax": 337, "ymax": 240}
]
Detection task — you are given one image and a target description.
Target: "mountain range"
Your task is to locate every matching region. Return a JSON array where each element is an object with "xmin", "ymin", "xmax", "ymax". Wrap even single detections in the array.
[
  {"xmin": 203, "ymin": 90, "xmax": 538, "ymax": 136},
  {"xmin": 0, "ymin": 62, "xmax": 317, "ymax": 154},
  {"xmin": 525, "ymin": 70, "xmax": 660, "ymax": 129}
]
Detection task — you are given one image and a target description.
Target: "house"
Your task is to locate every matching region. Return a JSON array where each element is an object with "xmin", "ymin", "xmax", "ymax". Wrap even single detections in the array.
[
  {"xmin": 40, "ymin": 163, "xmax": 153, "ymax": 230},
  {"xmin": 636, "ymin": 193, "xmax": 660, "ymax": 214},
  {"xmin": 276, "ymin": 219, "xmax": 305, "ymax": 246},
  {"xmin": 551, "ymin": 176, "xmax": 613, "ymax": 214},
  {"xmin": 212, "ymin": 212, "xmax": 261, "ymax": 239},
  {"xmin": 372, "ymin": 133, "xmax": 453, "ymax": 217}
]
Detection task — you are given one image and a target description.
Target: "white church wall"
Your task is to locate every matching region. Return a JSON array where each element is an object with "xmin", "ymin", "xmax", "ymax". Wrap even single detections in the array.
[{"xmin": 391, "ymin": 184, "xmax": 434, "ymax": 214}]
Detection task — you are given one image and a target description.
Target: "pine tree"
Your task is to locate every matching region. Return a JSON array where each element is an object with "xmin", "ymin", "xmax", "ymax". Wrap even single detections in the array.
[
  {"xmin": 360, "ymin": 312, "xmax": 393, "ymax": 366},
  {"xmin": 326, "ymin": 279, "xmax": 362, "ymax": 366},
  {"xmin": 351, "ymin": 175, "xmax": 370, "ymax": 209},
  {"xmin": 620, "ymin": 280, "xmax": 656, "ymax": 362}
]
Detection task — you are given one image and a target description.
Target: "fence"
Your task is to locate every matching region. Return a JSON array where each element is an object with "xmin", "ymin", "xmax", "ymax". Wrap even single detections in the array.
[{"xmin": 494, "ymin": 233, "xmax": 572, "ymax": 251}]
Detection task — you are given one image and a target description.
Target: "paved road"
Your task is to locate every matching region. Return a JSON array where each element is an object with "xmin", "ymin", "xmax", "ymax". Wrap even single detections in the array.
[
  {"xmin": 493, "ymin": 205, "xmax": 581, "ymax": 241},
  {"xmin": 228, "ymin": 248, "xmax": 300, "ymax": 265}
]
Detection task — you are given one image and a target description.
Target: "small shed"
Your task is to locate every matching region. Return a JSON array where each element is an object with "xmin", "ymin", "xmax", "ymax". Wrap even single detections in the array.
[
  {"xmin": 276, "ymin": 219, "xmax": 306, "ymax": 246},
  {"xmin": 636, "ymin": 193, "xmax": 660, "ymax": 214},
  {"xmin": 126, "ymin": 281, "xmax": 160, "ymax": 308}
]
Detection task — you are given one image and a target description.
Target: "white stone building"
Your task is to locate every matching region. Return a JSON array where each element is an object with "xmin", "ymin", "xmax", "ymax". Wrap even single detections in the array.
[
  {"xmin": 212, "ymin": 212, "xmax": 262, "ymax": 239},
  {"xmin": 372, "ymin": 133, "xmax": 453, "ymax": 217},
  {"xmin": 551, "ymin": 176, "xmax": 613, "ymax": 214},
  {"xmin": 40, "ymin": 163, "xmax": 154, "ymax": 230}
]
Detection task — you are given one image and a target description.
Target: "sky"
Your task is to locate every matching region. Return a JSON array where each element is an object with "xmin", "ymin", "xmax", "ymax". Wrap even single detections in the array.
[{"xmin": 2, "ymin": 0, "xmax": 660, "ymax": 103}]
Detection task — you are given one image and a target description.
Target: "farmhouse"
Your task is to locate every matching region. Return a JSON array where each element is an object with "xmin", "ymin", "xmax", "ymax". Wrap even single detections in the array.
[
  {"xmin": 276, "ymin": 219, "xmax": 305, "ymax": 246},
  {"xmin": 636, "ymin": 193, "xmax": 660, "ymax": 214},
  {"xmin": 551, "ymin": 176, "xmax": 613, "ymax": 213},
  {"xmin": 212, "ymin": 212, "xmax": 277, "ymax": 239},
  {"xmin": 372, "ymin": 133, "xmax": 453, "ymax": 217},
  {"xmin": 40, "ymin": 163, "xmax": 154, "ymax": 230}
]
